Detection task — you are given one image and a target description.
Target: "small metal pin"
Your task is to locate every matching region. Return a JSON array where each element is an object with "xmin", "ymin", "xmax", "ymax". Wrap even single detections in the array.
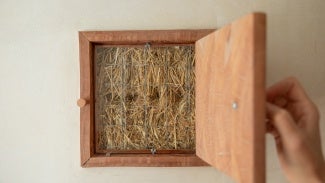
[
  {"xmin": 145, "ymin": 42, "xmax": 151, "ymax": 49},
  {"xmin": 150, "ymin": 148, "xmax": 156, "ymax": 155},
  {"xmin": 232, "ymin": 102, "xmax": 238, "ymax": 110}
]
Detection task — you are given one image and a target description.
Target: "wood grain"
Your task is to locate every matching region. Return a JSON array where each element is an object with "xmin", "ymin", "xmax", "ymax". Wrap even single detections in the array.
[
  {"xmin": 79, "ymin": 33, "xmax": 95, "ymax": 166},
  {"xmin": 83, "ymin": 154, "xmax": 207, "ymax": 167},
  {"xmin": 80, "ymin": 30, "xmax": 214, "ymax": 45},
  {"xmin": 195, "ymin": 13, "xmax": 266, "ymax": 183}
]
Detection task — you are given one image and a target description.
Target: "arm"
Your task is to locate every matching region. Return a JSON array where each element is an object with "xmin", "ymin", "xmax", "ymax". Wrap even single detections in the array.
[{"xmin": 266, "ymin": 77, "xmax": 325, "ymax": 183}]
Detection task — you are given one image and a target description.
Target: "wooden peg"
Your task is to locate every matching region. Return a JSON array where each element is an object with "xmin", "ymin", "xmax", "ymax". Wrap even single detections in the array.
[{"xmin": 77, "ymin": 98, "xmax": 87, "ymax": 107}]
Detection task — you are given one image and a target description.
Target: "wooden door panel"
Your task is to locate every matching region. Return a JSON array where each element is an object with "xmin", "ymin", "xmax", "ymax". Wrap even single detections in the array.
[{"xmin": 195, "ymin": 13, "xmax": 266, "ymax": 183}]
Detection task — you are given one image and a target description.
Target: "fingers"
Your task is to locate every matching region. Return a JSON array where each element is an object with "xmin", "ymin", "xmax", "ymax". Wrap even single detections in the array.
[
  {"xmin": 267, "ymin": 77, "xmax": 311, "ymax": 105},
  {"xmin": 266, "ymin": 102, "xmax": 298, "ymax": 138},
  {"xmin": 266, "ymin": 121, "xmax": 281, "ymax": 143},
  {"xmin": 267, "ymin": 77, "xmax": 320, "ymax": 131}
]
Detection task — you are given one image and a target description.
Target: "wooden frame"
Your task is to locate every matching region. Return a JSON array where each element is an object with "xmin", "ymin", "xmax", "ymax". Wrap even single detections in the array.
[
  {"xmin": 78, "ymin": 30, "xmax": 214, "ymax": 167},
  {"xmin": 78, "ymin": 14, "xmax": 266, "ymax": 183}
]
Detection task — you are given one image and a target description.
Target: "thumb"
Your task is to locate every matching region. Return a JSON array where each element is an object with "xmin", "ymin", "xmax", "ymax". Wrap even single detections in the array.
[{"xmin": 266, "ymin": 102, "xmax": 298, "ymax": 139}]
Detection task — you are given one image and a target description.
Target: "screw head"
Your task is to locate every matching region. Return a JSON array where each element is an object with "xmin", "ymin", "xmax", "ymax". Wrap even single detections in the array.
[
  {"xmin": 232, "ymin": 102, "xmax": 238, "ymax": 110},
  {"xmin": 145, "ymin": 43, "xmax": 151, "ymax": 49},
  {"xmin": 151, "ymin": 148, "xmax": 156, "ymax": 155}
]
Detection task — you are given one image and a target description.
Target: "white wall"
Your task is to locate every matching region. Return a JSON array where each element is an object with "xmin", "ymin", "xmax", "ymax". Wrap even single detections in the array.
[{"xmin": 0, "ymin": 0, "xmax": 324, "ymax": 183}]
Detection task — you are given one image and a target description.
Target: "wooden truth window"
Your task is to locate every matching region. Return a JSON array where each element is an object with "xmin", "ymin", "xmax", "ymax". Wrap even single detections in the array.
[
  {"xmin": 78, "ymin": 13, "xmax": 266, "ymax": 183},
  {"xmin": 95, "ymin": 45, "xmax": 197, "ymax": 152}
]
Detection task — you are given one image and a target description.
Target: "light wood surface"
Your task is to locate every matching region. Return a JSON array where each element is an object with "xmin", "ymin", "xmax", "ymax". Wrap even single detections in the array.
[
  {"xmin": 195, "ymin": 13, "xmax": 266, "ymax": 183},
  {"xmin": 77, "ymin": 98, "xmax": 87, "ymax": 107}
]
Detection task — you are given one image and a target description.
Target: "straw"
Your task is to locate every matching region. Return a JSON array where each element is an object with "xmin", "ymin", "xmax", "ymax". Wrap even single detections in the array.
[{"xmin": 95, "ymin": 45, "xmax": 195, "ymax": 151}]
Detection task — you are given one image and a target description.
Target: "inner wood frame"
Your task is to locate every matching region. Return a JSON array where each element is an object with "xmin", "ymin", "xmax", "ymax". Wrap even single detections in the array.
[{"xmin": 79, "ymin": 30, "xmax": 213, "ymax": 167}]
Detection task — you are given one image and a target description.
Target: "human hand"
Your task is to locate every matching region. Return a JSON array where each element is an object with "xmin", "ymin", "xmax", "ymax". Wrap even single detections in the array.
[{"xmin": 266, "ymin": 77, "xmax": 325, "ymax": 183}]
